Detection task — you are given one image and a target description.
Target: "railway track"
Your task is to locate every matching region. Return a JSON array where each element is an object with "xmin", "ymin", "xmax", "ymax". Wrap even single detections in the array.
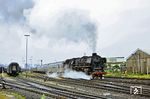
[
  {"xmin": 1, "ymin": 79, "xmax": 63, "ymax": 99},
  {"xmin": 27, "ymin": 75, "xmax": 150, "ymax": 98},
  {"xmin": 62, "ymin": 78, "xmax": 150, "ymax": 97},
  {"xmin": 17, "ymin": 77, "xmax": 106, "ymax": 99},
  {"xmin": 103, "ymin": 77, "xmax": 150, "ymax": 85},
  {"xmin": 1, "ymin": 78, "xmax": 106, "ymax": 99}
]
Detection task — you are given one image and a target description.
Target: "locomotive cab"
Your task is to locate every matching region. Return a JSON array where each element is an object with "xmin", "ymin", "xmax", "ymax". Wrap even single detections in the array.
[{"xmin": 91, "ymin": 53, "xmax": 106, "ymax": 79}]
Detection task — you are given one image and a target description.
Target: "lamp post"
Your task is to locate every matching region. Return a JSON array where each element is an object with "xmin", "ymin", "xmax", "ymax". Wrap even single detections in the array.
[{"xmin": 24, "ymin": 34, "xmax": 30, "ymax": 77}]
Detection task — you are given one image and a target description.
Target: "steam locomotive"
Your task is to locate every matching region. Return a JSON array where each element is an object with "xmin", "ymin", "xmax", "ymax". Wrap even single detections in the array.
[
  {"xmin": 32, "ymin": 53, "xmax": 106, "ymax": 79},
  {"xmin": 63, "ymin": 53, "xmax": 106, "ymax": 79}
]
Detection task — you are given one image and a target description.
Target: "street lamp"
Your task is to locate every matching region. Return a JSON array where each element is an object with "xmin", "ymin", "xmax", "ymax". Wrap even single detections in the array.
[{"xmin": 24, "ymin": 34, "xmax": 30, "ymax": 77}]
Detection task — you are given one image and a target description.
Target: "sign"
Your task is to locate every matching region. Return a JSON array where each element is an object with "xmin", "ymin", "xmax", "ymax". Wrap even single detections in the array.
[{"xmin": 130, "ymin": 86, "xmax": 142, "ymax": 95}]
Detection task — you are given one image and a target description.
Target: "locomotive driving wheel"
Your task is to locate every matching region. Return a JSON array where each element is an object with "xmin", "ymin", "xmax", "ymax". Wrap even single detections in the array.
[
  {"xmin": 91, "ymin": 73, "xmax": 103, "ymax": 80},
  {"xmin": 99, "ymin": 74, "xmax": 102, "ymax": 79}
]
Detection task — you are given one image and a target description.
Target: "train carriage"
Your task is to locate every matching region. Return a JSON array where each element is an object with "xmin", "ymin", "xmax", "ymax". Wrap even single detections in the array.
[{"xmin": 7, "ymin": 62, "xmax": 21, "ymax": 76}]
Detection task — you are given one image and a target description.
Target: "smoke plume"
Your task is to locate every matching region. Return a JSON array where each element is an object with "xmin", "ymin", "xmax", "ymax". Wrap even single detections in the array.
[
  {"xmin": 54, "ymin": 10, "xmax": 97, "ymax": 52},
  {"xmin": 0, "ymin": 0, "xmax": 34, "ymax": 24},
  {"xmin": 0, "ymin": 0, "xmax": 34, "ymax": 64},
  {"xmin": 31, "ymin": 9, "xmax": 98, "ymax": 52}
]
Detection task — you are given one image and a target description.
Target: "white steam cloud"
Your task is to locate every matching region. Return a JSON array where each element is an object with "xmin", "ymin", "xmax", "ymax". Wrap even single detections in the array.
[
  {"xmin": 63, "ymin": 69, "xmax": 91, "ymax": 80},
  {"xmin": 47, "ymin": 72, "xmax": 59, "ymax": 78},
  {"xmin": 47, "ymin": 69, "xmax": 91, "ymax": 80}
]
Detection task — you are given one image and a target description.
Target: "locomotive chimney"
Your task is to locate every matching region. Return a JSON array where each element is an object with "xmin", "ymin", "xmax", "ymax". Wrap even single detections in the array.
[{"xmin": 92, "ymin": 53, "xmax": 97, "ymax": 56}]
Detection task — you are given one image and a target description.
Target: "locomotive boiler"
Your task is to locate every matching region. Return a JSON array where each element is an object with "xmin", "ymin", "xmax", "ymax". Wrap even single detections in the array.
[{"xmin": 63, "ymin": 53, "xmax": 106, "ymax": 79}]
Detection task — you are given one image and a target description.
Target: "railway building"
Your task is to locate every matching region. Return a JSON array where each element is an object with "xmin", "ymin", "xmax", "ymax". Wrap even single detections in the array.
[{"xmin": 126, "ymin": 48, "xmax": 150, "ymax": 74}]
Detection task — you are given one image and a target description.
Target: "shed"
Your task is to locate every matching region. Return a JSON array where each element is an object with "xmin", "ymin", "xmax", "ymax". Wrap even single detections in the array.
[{"xmin": 126, "ymin": 48, "xmax": 150, "ymax": 74}]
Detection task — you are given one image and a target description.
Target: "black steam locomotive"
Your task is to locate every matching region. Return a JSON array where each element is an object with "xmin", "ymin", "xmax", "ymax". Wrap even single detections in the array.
[
  {"xmin": 7, "ymin": 62, "xmax": 21, "ymax": 76},
  {"xmin": 63, "ymin": 53, "xmax": 106, "ymax": 79}
]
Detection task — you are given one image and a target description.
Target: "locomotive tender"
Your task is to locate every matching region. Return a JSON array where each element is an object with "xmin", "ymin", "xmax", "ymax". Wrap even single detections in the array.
[{"xmin": 64, "ymin": 53, "xmax": 106, "ymax": 79}]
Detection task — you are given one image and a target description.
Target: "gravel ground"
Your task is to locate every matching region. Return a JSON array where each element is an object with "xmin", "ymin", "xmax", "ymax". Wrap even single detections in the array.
[
  {"xmin": 2, "ymin": 76, "xmax": 150, "ymax": 99},
  {"xmin": 26, "ymin": 77, "xmax": 150, "ymax": 99},
  {"xmin": 3, "ymin": 87, "xmax": 53, "ymax": 99}
]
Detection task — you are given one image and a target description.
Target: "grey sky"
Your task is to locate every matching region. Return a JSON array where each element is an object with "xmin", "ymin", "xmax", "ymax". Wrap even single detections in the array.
[{"xmin": 0, "ymin": 0, "xmax": 150, "ymax": 67}]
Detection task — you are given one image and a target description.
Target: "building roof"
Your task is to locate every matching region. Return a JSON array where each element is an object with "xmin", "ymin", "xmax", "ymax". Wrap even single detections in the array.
[
  {"xmin": 127, "ymin": 48, "xmax": 150, "ymax": 60},
  {"xmin": 142, "ymin": 49, "xmax": 150, "ymax": 56}
]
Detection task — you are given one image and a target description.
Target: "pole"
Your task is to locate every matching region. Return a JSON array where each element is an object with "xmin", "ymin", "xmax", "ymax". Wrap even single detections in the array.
[
  {"xmin": 41, "ymin": 60, "xmax": 43, "ymax": 67},
  {"xmin": 147, "ymin": 58, "xmax": 149, "ymax": 75},
  {"xmin": 30, "ymin": 58, "xmax": 32, "ymax": 70},
  {"xmin": 24, "ymin": 35, "xmax": 30, "ymax": 77},
  {"xmin": 147, "ymin": 65, "xmax": 149, "ymax": 75}
]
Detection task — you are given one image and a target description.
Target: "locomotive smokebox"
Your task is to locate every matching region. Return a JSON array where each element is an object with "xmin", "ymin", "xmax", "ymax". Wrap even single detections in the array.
[{"xmin": 92, "ymin": 53, "xmax": 97, "ymax": 56}]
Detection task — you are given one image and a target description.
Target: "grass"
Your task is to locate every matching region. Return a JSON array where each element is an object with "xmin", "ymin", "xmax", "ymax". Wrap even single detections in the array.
[
  {"xmin": 19, "ymin": 71, "xmax": 45, "ymax": 78},
  {"xmin": 0, "ymin": 73, "xmax": 9, "ymax": 78},
  {"xmin": 0, "ymin": 92, "xmax": 8, "ymax": 99},
  {"xmin": 0, "ymin": 90, "xmax": 25, "ymax": 99},
  {"xmin": 21, "ymin": 70, "xmax": 150, "ymax": 79},
  {"xmin": 11, "ymin": 92, "xmax": 26, "ymax": 99},
  {"xmin": 105, "ymin": 71, "xmax": 150, "ymax": 79},
  {"xmin": 0, "ymin": 73, "xmax": 25, "ymax": 99},
  {"xmin": 0, "ymin": 72, "xmax": 41, "ymax": 78}
]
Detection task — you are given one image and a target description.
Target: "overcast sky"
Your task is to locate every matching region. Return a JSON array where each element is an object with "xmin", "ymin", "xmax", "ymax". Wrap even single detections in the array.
[{"xmin": 0, "ymin": 0, "xmax": 150, "ymax": 66}]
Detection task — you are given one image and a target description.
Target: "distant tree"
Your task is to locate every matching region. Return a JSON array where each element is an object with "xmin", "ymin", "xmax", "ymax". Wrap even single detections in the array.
[{"xmin": 113, "ymin": 65, "xmax": 120, "ymax": 72}]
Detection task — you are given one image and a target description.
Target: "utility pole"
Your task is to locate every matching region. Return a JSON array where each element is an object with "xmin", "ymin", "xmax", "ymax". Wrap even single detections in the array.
[
  {"xmin": 24, "ymin": 34, "xmax": 30, "ymax": 77},
  {"xmin": 41, "ymin": 60, "xmax": 43, "ymax": 68}
]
